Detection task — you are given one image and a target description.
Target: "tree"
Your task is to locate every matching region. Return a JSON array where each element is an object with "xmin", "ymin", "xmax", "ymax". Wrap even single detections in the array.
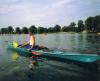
[
  {"xmin": 37, "ymin": 27, "xmax": 48, "ymax": 34},
  {"xmin": 48, "ymin": 27, "xmax": 54, "ymax": 33},
  {"xmin": 29, "ymin": 25, "xmax": 37, "ymax": 34},
  {"xmin": 85, "ymin": 17, "xmax": 94, "ymax": 32},
  {"xmin": 43, "ymin": 28, "xmax": 48, "ymax": 33},
  {"xmin": 54, "ymin": 25, "xmax": 61, "ymax": 32},
  {"xmin": 7, "ymin": 26, "xmax": 14, "ymax": 34},
  {"xmin": 22, "ymin": 27, "xmax": 28, "ymax": 34},
  {"xmin": 15, "ymin": 27, "xmax": 21, "ymax": 34},
  {"xmin": 77, "ymin": 20, "xmax": 85, "ymax": 32},
  {"xmin": 0, "ymin": 28, "xmax": 8, "ymax": 34},
  {"xmin": 93, "ymin": 15, "xmax": 100, "ymax": 32},
  {"xmin": 62, "ymin": 26, "xmax": 69, "ymax": 32},
  {"xmin": 69, "ymin": 22, "xmax": 76, "ymax": 32}
]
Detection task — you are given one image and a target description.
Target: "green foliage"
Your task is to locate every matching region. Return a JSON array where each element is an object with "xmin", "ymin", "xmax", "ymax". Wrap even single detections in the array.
[
  {"xmin": 61, "ymin": 26, "xmax": 67, "ymax": 32},
  {"xmin": 85, "ymin": 15, "xmax": 100, "ymax": 32},
  {"xmin": 29, "ymin": 25, "xmax": 37, "ymax": 34},
  {"xmin": 43, "ymin": 28, "xmax": 48, "ymax": 33},
  {"xmin": 78, "ymin": 20, "xmax": 85, "ymax": 32},
  {"xmin": 22, "ymin": 27, "xmax": 28, "ymax": 34},
  {"xmin": 68, "ymin": 22, "xmax": 76, "ymax": 32},
  {"xmin": 37, "ymin": 27, "xmax": 48, "ymax": 34},
  {"xmin": 48, "ymin": 27, "xmax": 55, "ymax": 33},
  {"xmin": 54, "ymin": 25, "xmax": 61, "ymax": 32},
  {"xmin": 15, "ymin": 27, "xmax": 21, "ymax": 34},
  {"xmin": 85, "ymin": 17, "xmax": 94, "ymax": 31},
  {"xmin": 93, "ymin": 15, "xmax": 100, "ymax": 32},
  {"xmin": 62, "ymin": 26, "xmax": 70, "ymax": 32},
  {"xmin": 7, "ymin": 26, "xmax": 14, "ymax": 34},
  {"xmin": 0, "ymin": 28, "xmax": 8, "ymax": 34}
]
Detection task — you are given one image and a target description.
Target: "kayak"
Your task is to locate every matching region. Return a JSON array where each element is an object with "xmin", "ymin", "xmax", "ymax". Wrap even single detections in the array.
[{"xmin": 7, "ymin": 42, "xmax": 100, "ymax": 63}]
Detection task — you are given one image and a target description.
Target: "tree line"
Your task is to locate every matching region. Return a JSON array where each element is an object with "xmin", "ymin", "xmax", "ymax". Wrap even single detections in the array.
[{"xmin": 0, "ymin": 15, "xmax": 100, "ymax": 34}]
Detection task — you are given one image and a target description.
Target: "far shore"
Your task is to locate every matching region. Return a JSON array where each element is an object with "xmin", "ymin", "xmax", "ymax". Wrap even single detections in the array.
[{"xmin": 0, "ymin": 31, "xmax": 99, "ymax": 36}]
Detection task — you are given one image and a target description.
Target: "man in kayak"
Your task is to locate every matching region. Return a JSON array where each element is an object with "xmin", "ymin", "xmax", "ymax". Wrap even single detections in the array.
[
  {"xmin": 19, "ymin": 30, "xmax": 48, "ymax": 51},
  {"xmin": 19, "ymin": 30, "xmax": 36, "ymax": 50},
  {"xmin": 27, "ymin": 30, "xmax": 36, "ymax": 50}
]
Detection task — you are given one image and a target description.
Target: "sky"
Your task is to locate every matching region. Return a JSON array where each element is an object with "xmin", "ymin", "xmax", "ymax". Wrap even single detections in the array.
[{"xmin": 0, "ymin": 0, "xmax": 100, "ymax": 28}]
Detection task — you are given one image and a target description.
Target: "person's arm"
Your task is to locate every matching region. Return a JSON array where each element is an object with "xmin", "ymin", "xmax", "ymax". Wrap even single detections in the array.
[
  {"xmin": 23, "ymin": 41, "xmax": 29, "ymax": 45},
  {"xmin": 18, "ymin": 41, "xmax": 29, "ymax": 47}
]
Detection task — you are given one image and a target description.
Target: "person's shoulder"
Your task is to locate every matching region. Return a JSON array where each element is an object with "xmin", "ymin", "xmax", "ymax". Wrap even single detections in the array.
[
  {"xmin": 31, "ymin": 35, "xmax": 35, "ymax": 38},
  {"xmin": 33, "ymin": 35, "xmax": 35, "ymax": 37}
]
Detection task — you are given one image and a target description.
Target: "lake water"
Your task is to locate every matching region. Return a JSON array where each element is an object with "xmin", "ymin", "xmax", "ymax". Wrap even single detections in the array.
[{"xmin": 0, "ymin": 32, "xmax": 100, "ymax": 81}]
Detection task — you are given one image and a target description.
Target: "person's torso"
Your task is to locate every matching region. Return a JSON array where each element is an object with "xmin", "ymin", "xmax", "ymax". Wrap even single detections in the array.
[{"xmin": 29, "ymin": 35, "xmax": 35, "ymax": 45}]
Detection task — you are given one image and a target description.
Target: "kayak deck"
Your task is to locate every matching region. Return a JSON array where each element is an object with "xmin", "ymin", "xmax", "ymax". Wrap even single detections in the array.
[{"xmin": 35, "ymin": 50, "xmax": 100, "ymax": 63}]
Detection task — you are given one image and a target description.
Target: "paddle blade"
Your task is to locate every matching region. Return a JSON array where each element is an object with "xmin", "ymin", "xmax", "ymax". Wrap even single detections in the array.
[{"xmin": 13, "ymin": 41, "xmax": 19, "ymax": 48}]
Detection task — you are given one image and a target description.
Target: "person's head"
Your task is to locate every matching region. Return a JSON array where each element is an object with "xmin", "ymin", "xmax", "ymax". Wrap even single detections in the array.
[{"xmin": 28, "ymin": 30, "xmax": 34, "ymax": 36}]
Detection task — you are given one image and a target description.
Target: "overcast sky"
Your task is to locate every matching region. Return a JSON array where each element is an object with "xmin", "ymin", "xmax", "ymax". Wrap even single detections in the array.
[{"xmin": 0, "ymin": 0, "xmax": 100, "ymax": 28}]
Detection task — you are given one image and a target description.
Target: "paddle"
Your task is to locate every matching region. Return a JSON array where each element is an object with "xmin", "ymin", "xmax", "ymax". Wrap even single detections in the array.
[
  {"xmin": 13, "ymin": 41, "xmax": 19, "ymax": 48},
  {"xmin": 13, "ymin": 41, "xmax": 42, "ymax": 56}
]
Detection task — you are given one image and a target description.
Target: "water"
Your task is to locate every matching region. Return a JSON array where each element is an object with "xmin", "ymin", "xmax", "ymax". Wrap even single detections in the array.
[{"xmin": 0, "ymin": 32, "xmax": 100, "ymax": 81}]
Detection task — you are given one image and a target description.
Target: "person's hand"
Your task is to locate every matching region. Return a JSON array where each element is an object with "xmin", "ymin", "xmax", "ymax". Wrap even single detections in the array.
[
  {"xmin": 18, "ymin": 45, "xmax": 22, "ymax": 47},
  {"xmin": 27, "ymin": 48, "xmax": 31, "ymax": 51}
]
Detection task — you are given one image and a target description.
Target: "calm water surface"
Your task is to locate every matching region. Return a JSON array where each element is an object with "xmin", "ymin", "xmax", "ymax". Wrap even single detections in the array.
[{"xmin": 0, "ymin": 33, "xmax": 100, "ymax": 81}]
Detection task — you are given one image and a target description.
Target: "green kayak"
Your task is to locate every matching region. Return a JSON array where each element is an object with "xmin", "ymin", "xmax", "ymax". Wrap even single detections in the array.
[{"xmin": 7, "ymin": 42, "xmax": 100, "ymax": 63}]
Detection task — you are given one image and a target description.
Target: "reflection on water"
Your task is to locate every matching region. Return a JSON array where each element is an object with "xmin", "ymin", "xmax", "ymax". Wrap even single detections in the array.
[
  {"xmin": 11, "ymin": 51, "xmax": 43, "ymax": 71},
  {"xmin": 28, "ymin": 58, "xmax": 40, "ymax": 70},
  {"xmin": 0, "ymin": 33, "xmax": 100, "ymax": 81},
  {"xmin": 11, "ymin": 52, "xmax": 20, "ymax": 61}
]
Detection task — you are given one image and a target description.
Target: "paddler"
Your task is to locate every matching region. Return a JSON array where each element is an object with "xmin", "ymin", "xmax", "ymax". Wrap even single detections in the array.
[
  {"xmin": 18, "ymin": 30, "xmax": 36, "ymax": 50},
  {"xmin": 19, "ymin": 30, "xmax": 48, "ymax": 51},
  {"xmin": 27, "ymin": 30, "xmax": 36, "ymax": 50}
]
